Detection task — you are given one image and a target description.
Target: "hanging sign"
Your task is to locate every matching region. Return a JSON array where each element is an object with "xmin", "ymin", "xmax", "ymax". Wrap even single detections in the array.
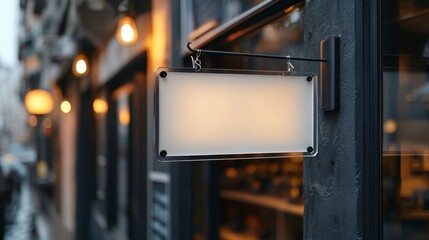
[{"xmin": 155, "ymin": 68, "xmax": 318, "ymax": 161}]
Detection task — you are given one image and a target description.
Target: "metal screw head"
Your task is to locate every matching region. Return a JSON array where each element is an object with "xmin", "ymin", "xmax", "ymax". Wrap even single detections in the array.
[
  {"xmin": 160, "ymin": 150, "xmax": 167, "ymax": 157},
  {"xmin": 306, "ymin": 76, "xmax": 313, "ymax": 82},
  {"xmin": 307, "ymin": 146, "xmax": 314, "ymax": 153},
  {"xmin": 160, "ymin": 71, "xmax": 167, "ymax": 78}
]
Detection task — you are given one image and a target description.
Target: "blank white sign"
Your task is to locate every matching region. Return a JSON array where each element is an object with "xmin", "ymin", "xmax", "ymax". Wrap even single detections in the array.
[{"xmin": 155, "ymin": 68, "xmax": 317, "ymax": 160}]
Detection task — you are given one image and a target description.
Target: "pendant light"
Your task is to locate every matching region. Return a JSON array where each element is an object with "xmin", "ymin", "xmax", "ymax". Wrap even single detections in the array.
[
  {"xmin": 60, "ymin": 100, "xmax": 72, "ymax": 113},
  {"xmin": 72, "ymin": 53, "xmax": 89, "ymax": 77},
  {"xmin": 116, "ymin": 0, "xmax": 138, "ymax": 46}
]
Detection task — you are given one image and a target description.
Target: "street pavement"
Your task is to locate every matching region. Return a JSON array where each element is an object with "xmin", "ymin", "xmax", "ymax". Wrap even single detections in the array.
[
  {"xmin": 3, "ymin": 177, "xmax": 60, "ymax": 240},
  {"xmin": 4, "ymin": 178, "xmax": 37, "ymax": 240}
]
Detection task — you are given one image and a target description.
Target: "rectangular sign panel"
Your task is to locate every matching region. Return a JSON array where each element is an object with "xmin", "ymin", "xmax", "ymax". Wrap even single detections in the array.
[{"xmin": 155, "ymin": 68, "xmax": 317, "ymax": 161}]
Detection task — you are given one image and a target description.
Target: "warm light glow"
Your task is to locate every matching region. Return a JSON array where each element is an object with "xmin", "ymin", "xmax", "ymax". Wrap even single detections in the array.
[
  {"xmin": 43, "ymin": 118, "xmax": 52, "ymax": 129},
  {"xmin": 61, "ymin": 100, "xmax": 72, "ymax": 113},
  {"xmin": 423, "ymin": 156, "xmax": 429, "ymax": 171},
  {"xmin": 119, "ymin": 106, "xmax": 130, "ymax": 125},
  {"xmin": 121, "ymin": 24, "xmax": 134, "ymax": 42},
  {"xmin": 93, "ymin": 99, "xmax": 108, "ymax": 114},
  {"xmin": 225, "ymin": 167, "xmax": 238, "ymax": 178},
  {"xmin": 290, "ymin": 187, "xmax": 300, "ymax": 198},
  {"xmin": 24, "ymin": 89, "xmax": 54, "ymax": 115},
  {"xmin": 384, "ymin": 119, "xmax": 397, "ymax": 133},
  {"xmin": 76, "ymin": 60, "xmax": 87, "ymax": 74},
  {"xmin": 245, "ymin": 165, "xmax": 257, "ymax": 174},
  {"xmin": 269, "ymin": 163, "xmax": 279, "ymax": 173},
  {"xmin": 116, "ymin": 16, "xmax": 138, "ymax": 45},
  {"xmin": 28, "ymin": 115, "xmax": 38, "ymax": 127},
  {"xmin": 72, "ymin": 54, "xmax": 89, "ymax": 77},
  {"xmin": 3, "ymin": 154, "xmax": 16, "ymax": 164},
  {"xmin": 151, "ymin": 4, "xmax": 168, "ymax": 67},
  {"xmin": 36, "ymin": 160, "xmax": 49, "ymax": 179}
]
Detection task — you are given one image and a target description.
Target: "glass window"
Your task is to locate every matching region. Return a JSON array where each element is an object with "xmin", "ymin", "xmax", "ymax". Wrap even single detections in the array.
[
  {"xmin": 382, "ymin": 0, "xmax": 429, "ymax": 239},
  {"xmin": 219, "ymin": 159, "xmax": 303, "ymax": 240},
  {"xmin": 114, "ymin": 87, "xmax": 132, "ymax": 239},
  {"xmin": 95, "ymin": 94, "xmax": 108, "ymax": 214},
  {"xmin": 182, "ymin": 0, "xmax": 267, "ymax": 41},
  {"xmin": 220, "ymin": 6, "xmax": 304, "ymax": 240},
  {"xmin": 205, "ymin": 3, "xmax": 306, "ymax": 71},
  {"xmin": 191, "ymin": 2, "xmax": 305, "ymax": 239},
  {"xmin": 94, "ymin": 86, "xmax": 132, "ymax": 238}
]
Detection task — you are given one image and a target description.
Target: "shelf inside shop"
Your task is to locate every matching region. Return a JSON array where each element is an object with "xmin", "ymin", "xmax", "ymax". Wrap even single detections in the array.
[
  {"xmin": 402, "ymin": 210, "xmax": 429, "ymax": 219},
  {"xmin": 399, "ymin": 8, "xmax": 429, "ymax": 22},
  {"xmin": 220, "ymin": 190, "xmax": 304, "ymax": 216},
  {"xmin": 219, "ymin": 227, "xmax": 258, "ymax": 240},
  {"xmin": 388, "ymin": 5, "xmax": 429, "ymax": 33}
]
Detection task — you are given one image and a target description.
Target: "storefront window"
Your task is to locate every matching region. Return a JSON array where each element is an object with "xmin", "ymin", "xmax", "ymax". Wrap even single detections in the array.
[
  {"xmin": 382, "ymin": 0, "xmax": 429, "ymax": 238},
  {"xmin": 95, "ymin": 94, "xmax": 108, "ymax": 214},
  {"xmin": 191, "ymin": 3, "xmax": 305, "ymax": 239},
  {"xmin": 221, "ymin": 6, "xmax": 305, "ymax": 240},
  {"xmin": 182, "ymin": 0, "xmax": 266, "ymax": 41},
  {"xmin": 206, "ymin": 3, "xmax": 305, "ymax": 71},
  {"xmin": 115, "ymin": 89, "xmax": 132, "ymax": 238},
  {"xmin": 219, "ymin": 159, "xmax": 303, "ymax": 239}
]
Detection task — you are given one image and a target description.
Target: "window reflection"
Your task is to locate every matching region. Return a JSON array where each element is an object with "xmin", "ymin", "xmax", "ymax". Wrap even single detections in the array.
[
  {"xmin": 116, "ymin": 91, "xmax": 131, "ymax": 239},
  {"xmin": 95, "ymin": 93, "xmax": 108, "ymax": 213},
  {"xmin": 205, "ymin": 3, "xmax": 305, "ymax": 72},
  {"xmin": 382, "ymin": 0, "xmax": 429, "ymax": 239},
  {"xmin": 191, "ymin": 3, "xmax": 305, "ymax": 239},
  {"xmin": 185, "ymin": 0, "xmax": 266, "ymax": 41}
]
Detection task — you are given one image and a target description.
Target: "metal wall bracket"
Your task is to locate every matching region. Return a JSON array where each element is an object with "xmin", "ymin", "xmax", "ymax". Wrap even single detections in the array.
[
  {"xmin": 320, "ymin": 36, "xmax": 341, "ymax": 111},
  {"xmin": 187, "ymin": 36, "xmax": 341, "ymax": 112}
]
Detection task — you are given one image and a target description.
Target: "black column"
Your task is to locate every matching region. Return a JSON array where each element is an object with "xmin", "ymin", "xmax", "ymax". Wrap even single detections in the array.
[
  {"xmin": 105, "ymin": 95, "xmax": 118, "ymax": 229},
  {"xmin": 75, "ymin": 89, "xmax": 96, "ymax": 240}
]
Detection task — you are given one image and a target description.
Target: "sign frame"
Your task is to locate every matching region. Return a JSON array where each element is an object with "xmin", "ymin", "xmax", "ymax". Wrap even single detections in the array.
[{"xmin": 154, "ymin": 67, "xmax": 318, "ymax": 161}]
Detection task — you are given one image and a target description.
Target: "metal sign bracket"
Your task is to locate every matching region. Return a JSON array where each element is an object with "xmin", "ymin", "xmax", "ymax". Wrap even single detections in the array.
[
  {"xmin": 187, "ymin": 35, "xmax": 341, "ymax": 111},
  {"xmin": 320, "ymin": 36, "xmax": 341, "ymax": 111}
]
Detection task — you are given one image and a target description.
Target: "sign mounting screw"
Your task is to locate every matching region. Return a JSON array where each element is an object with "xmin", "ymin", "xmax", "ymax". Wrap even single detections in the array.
[{"xmin": 160, "ymin": 150, "xmax": 167, "ymax": 157}]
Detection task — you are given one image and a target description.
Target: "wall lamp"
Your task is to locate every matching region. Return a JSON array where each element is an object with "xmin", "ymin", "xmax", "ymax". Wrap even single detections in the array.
[
  {"xmin": 93, "ymin": 98, "xmax": 108, "ymax": 114},
  {"xmin": 24, "ymin": 89, "xmax": 54, "ymax": 115}
]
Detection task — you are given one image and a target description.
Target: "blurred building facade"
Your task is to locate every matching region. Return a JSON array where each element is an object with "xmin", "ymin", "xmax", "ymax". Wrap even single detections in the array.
[{"xmin": 16, "ymin": 0, "xmax": 429, "ymax": 239}]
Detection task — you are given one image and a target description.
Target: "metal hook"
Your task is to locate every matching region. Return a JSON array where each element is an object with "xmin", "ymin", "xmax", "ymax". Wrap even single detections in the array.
[
  {"xmin": 285, "ymin": 55, "xmax": 295, "ymax": 75},
  {"xmin": 191, "ymin": 48, "xmax": 202, "ymax": 72}
]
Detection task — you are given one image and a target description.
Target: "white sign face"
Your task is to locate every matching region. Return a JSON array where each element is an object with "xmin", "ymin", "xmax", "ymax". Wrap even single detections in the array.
[{"xmin": 155, "ymin": 68, "xmax": 317, "ymax": 161}]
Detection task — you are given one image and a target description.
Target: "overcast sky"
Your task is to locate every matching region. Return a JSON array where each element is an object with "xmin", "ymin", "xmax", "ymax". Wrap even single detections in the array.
[{"xmin": 0, "ymin": 1, "xmax": 19, "ymax": 67}]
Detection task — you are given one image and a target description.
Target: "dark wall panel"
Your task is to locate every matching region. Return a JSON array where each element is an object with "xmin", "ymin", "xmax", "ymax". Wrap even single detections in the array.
[{"xmin": 303, "ymin": 1, "xmax": 361, "ymax": 239}]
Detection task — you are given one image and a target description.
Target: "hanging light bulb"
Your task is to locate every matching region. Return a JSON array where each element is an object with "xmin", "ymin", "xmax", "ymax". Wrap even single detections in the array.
[
  {"xmin": 116, "ymin": 16, "xmax": 138, "ymax": 45},
  {"xmin": 60, "ymin": 100, "xmax": 72, "ymax": 113},
  {"xmin": 72, "ymin": 54, "xmax": 89, "ymax": 77}
]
